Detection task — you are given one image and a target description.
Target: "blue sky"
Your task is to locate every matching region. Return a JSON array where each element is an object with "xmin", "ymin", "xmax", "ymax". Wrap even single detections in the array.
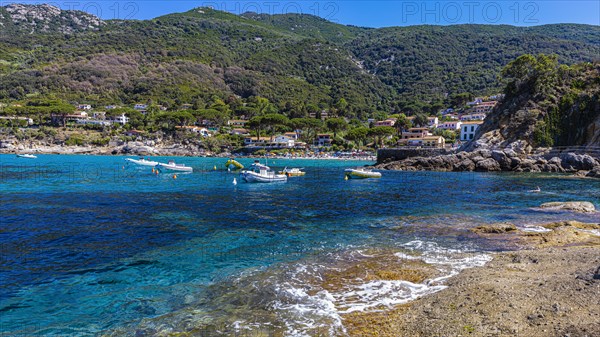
[{"xmin": 11, "ymin": 1, "xmax": 600, "ymax": 26}]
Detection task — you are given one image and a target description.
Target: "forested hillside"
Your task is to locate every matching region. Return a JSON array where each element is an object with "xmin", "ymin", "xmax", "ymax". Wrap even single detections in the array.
[{"xmin": 1, "ymin": 4, "xmax": 599, "ymax": 119}]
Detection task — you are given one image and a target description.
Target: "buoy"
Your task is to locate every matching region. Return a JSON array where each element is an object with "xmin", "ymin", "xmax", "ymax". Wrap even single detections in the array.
[
  {"xmin": 214, "ymin": 165, "xmax": 217, "ymax": 171},
  {"xmin": 152, "ymin": 168, "xmax": 155, "ymax": 173},
  {"xmin": 344, "ymin": 175, "xmax": 349, "ymax": 180},
  {"xmin": 173, "ymin": 174, "xmax": 177, "ymax": 179},
  {"xmin": 228, "ymin": 167, "xmax": 231, "ymax": 172},
  {"xmin": 122, "ymin": 166, "xmax": 125, "ymax": 170},
  {"xmin": 233, "ymin": 177, "xmax": 237, "ymax": 185}
]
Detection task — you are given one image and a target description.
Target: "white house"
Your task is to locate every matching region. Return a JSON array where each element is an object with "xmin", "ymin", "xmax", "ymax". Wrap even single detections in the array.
[
  {"xmin": 176, "ymin": 126, "xmax": 211, "ymax": 137},
  {"xmin": 77, "ymin": 119, "xmax": 111, "ymax": 126},
  {"xmin": 460, "ymin": 121, "xmax": 483, "ymax": 141},
  {"xmin": 134, "ymin": 104, "xmax": 148, "ymax": 110},
  {"xmin": 244, "ymin": 136, "xmax": 270, "ymax": 146},
  {"xmin": 467, "ymin": 98, "xmax": 484, "ymax": 106},
  {"xmin": 77, "ymin": 104, "xmax": 92, "ymax": 110},
  {"xmin": 283, "ymin": 132, "xmax": 299, "ymax": 140},
  {"xmin": 272, "ymin": 135, "xmax": 296, "ymax": 148},
  {"xmin": 460, "ymin": 113, "xmax": 486, "ymax": 121},
  {"xmin": 437, "ymin": 121, "xmax": 462, "ymax": 130},
  {"xmin": 405, "ymin": 116, "xmax": 438, "ymax": 128},
  {"xmin": 427, "ymin": 117, "xmax": 439, "ymax": 128},
  {"xmin": 112, "ymin": 113, "xmax": 130, "ymax": 125},
  {"xmin": 0, "ymin": 116, "xmax": 34, "ymax": 125}
]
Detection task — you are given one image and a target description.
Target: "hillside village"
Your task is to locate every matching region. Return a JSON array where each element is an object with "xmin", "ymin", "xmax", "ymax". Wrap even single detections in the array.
[{"xmin": 0, "ymin": 95, "xmax": 503, "ymax": 155}]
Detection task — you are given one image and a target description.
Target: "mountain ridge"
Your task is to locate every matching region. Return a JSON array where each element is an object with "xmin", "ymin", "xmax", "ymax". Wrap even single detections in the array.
[{"xmin": 0, "ymin": 4, "xmax": 599, "ymax": 118}]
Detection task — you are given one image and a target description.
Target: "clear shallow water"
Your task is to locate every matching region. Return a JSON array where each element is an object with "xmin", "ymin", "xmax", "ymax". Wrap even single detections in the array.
[{"xmin": 0, "ymin": 154, "xmax": 599, "ymax": 336}]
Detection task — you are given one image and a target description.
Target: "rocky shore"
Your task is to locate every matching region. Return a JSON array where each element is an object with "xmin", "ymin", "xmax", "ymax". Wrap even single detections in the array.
[
  {"xmin": 0, "ymin": 140, "xmax": 219, "ymax": 157},
  {"xmin": 345, "ymin": 220, "xmax": 600, "ymax": 337},
  {"xmin": 377, "ymin": 141, "xmax": 600, "ymax": 178}
]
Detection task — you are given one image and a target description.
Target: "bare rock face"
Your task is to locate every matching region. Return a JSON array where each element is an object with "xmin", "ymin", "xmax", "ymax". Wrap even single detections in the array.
[
  {"xmin": 475, "ymin": 158, "xmax": 501, "ymax": 171},
  {"xmin": 560, "ymin": 153, "xmax": 598, "ymax": 171},
  {"xmin": 540, "ymin": 201, "xmax": 596, "ymax": 213},
  {"xmin": 3, "ymin": 4, "xmax": 104, "ymax": 33}
]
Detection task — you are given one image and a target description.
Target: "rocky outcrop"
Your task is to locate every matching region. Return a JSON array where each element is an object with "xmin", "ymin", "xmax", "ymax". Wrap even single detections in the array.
[
  {"xmin": 378, "ymin": 144, "xmax": 600, "ymax": 177},
  {"xmin": 472, "ymin": 223, "xmax": 517, "ymax": 234},
  {"xmin": 1, "ymin": 4, "xmax": 104, "ymax": 34},
  {"xmin": 539, "ymin": 201, "xmax": 596, "ymax": 213}
]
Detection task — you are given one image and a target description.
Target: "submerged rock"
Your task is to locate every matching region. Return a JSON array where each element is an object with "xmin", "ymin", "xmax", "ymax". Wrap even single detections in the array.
[
  {"xmin": 472, "ymin": 223, "xmax": 517, "ymax": 234},
  {"xmin": 539, "ymin": 201, "xmax": 596, "ymax": 213}
]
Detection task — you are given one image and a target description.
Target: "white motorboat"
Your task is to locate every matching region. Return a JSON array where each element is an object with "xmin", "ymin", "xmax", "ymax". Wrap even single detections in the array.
[
  {"xmin": 156, "ymin": 160, "xmax": 193, "ymax": 172},
  {"xmin": 279, "ymin": 167, "xmax": 306, "ymax": 177},
  {"xmin": 16, "ymin": 154, "xmax": 37, "ymax": 159},
  {"xmin": 344, "ymin": 168, "xmax": 382, "ymax": 179},
  {"xmin": 125, "ymin": 157, "xmax": 160, "ymax": 166},
  {"xmin": 240, "ymin": 162, "xmax": 287, "ymax": 183}
]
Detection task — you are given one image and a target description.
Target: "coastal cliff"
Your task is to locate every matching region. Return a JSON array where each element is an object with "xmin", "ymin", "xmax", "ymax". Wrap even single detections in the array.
[{"xmin": 379, "ymin": 57, "xmax": 600, "ymax": 177}]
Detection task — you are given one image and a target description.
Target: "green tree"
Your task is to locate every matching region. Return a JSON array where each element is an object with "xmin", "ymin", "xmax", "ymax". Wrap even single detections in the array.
[
  {"xmin": 413, "ymin": 113, "xmax": 429, "ymax": 128},
  {"xmin": 246, "ymin": 96, "xmax": 277, "ymax": 117},
  {"xmin": 155, "ymin": 111, "xmax": 194, "ymax": 130},
  {"xmin": 501, "ymin": 54, "xmax": 559, "ymax": 96},
  {"xmin": 248, "ymin": 115, "xmax": 264, "ymax": 139},
  {"xmin": 196, "ymin": 108, "xmax": 229, "ymax": 126},
  {"xmin": 260, "ymin": 113, "xmax": 290, "ymax": 140},
  {"xmin": 368, "ymin": 126, "xmax": 396, "ymax": 148},
  {"xmin": 345, "ymin": 126, "xmax": 369, "ymax": 147},
  {"xmin": 393, "ymin": 113, "xmax": 411, "ymax": 135},
  {"xmin": 291, "ymin": 117, "xmax": 323, "ymax": 143},
  {"xmin": 326, "ymin": 117, "xmax": 348, "ymax": 138},
  {"xmin": 331, "ymin": 97, "xmax": 348, "ymax": 117}
]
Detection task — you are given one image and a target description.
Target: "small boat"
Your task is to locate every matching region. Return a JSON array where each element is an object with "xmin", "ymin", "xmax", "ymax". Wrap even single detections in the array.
[
  {"xmin": 125, "ymin": 157, "xmax": 160, "ymax": 166},
  {"xmin": 156, "ymin": 160, "xmax": 193, "ymax": 172},
  {"xmin": 16, "ymin": 154, "xmax": 37, "ymax": 159},
  {"xmin": 225, "ymin": 158, "xmax": 244, "ymax": 170},
  {"xmin": 279, "ymin": 167, "xmax": 305, "ymax": 177},
  {"xmin": 240, "ymin": 162, "xmax": 287, "ymax": 183},
  {"xmin": 344, "ymin": 168, "xmax": 382, "ymax": 179}
]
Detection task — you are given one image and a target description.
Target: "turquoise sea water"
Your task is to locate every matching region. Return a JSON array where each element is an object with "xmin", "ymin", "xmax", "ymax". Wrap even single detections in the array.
[{"xmin": 1, "ymin": 154, "xmax": 599, "ymax": 336}]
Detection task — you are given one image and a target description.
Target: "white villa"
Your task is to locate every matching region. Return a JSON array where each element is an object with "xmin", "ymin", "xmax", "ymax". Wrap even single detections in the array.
[
  {"xmin": 460, "ymin": 121, "xmax": 484, "ymax": 141},
  {"xmin": 460, "ymin": 113, "xmax": 486, "ymax": 121},
  {"xmin": 437, "ymin": 121, "xmax": 463, "ymax": 130},
  {"xmin": 112, "ymin": 113, "xmax": 130, "ymax": 125}
]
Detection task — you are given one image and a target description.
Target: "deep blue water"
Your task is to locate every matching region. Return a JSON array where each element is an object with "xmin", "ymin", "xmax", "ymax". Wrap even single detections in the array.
[{"xmin": 0, "ymin": 154, "xmax": 599, "ymax": 336}]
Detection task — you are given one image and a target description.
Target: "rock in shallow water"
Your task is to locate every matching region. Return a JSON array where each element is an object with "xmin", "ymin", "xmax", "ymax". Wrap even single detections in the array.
[
  {"xmin": 539, "ymin": 201, "xmax": 596, "ymax": 213},
  {"xmin": 472, "ymin": 223, "xmax": 517, "ymax": 234}
]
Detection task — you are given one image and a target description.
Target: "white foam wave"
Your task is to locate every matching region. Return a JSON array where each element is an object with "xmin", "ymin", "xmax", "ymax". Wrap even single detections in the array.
[
  {"xmin": 581, "ymin": 229, "xmax": 600, "ymax": 236},
  {"xmin": 333, "ymin": 280, "xmax": 447, "ymax": 314},
  {"xmin": 333, "ymin": 241, "xmax": 491, "ymax": 315},
  {"xmin": 263, "ymin": 242, "xmax": 492, "ymax": 335},
  {"xmin": 520, "ymin": 225, "xmax": 552, "ymax": 233},
  {"xmin": 269, "ymin": 263, "xmax": 347, "ymax": 337}
]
